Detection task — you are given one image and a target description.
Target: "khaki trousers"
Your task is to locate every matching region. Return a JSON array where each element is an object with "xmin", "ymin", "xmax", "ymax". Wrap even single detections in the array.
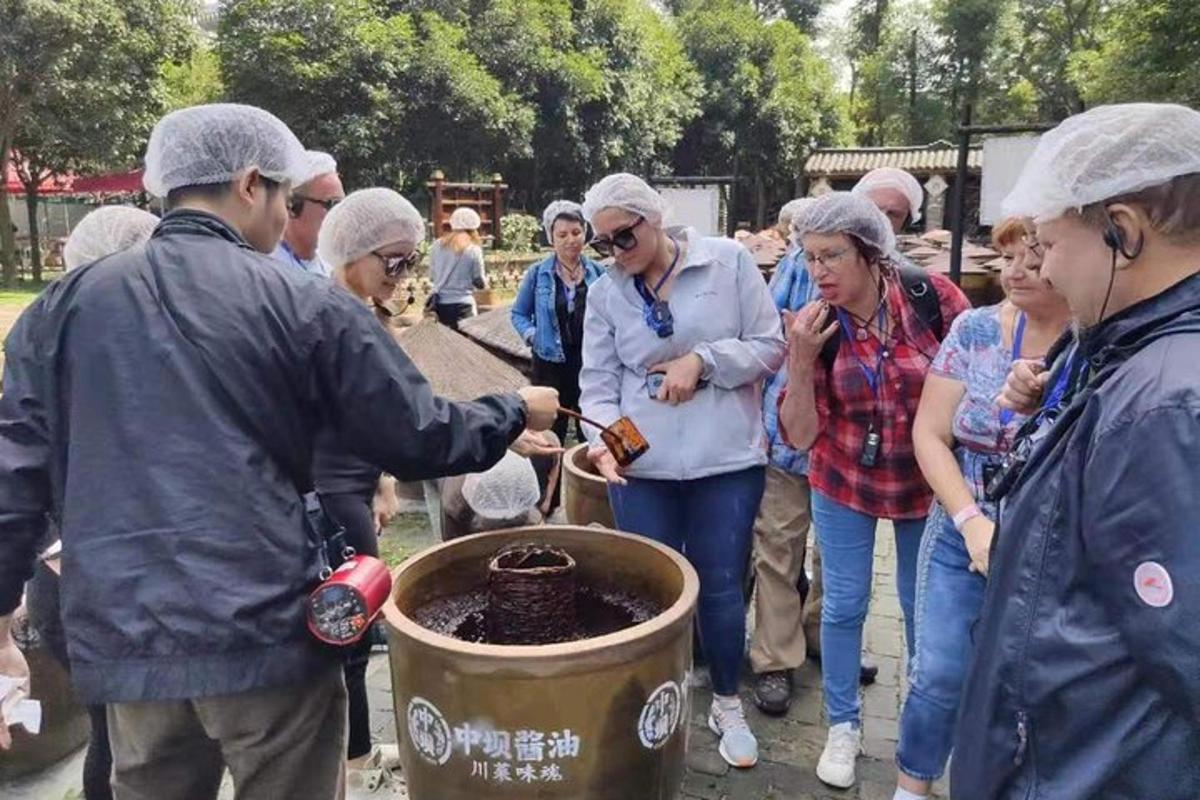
[
  {"xmin": 749, "ymin": 465, "xmax": 815, "ymax": 673},
  {"xmin": 108, "ymin": 664, "xmax": 348, "ymax": 800}
]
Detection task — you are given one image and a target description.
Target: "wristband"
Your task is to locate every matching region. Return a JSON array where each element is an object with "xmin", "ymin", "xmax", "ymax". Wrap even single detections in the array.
[{"xmin": 953, "ymin": 504, "xmax": 983, "ymax": 532}]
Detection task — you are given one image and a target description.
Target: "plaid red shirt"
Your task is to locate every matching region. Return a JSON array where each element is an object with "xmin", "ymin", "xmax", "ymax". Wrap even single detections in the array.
[{"xmin": 782, "ymin": 272, "xmax": 970, "ymax": 519}]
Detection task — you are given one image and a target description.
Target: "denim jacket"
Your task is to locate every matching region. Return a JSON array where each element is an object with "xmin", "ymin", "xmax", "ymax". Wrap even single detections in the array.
[
  {"xmin": 580, "ymin": 228, "xmax": 785, "ymax": 481},
  {"xmin": 762, "ymin": 249, "xmax": 819, "ymax": 475},
  {"xmin": 511, "ymin": 255, "xmax": 606, "ymax": 363}
]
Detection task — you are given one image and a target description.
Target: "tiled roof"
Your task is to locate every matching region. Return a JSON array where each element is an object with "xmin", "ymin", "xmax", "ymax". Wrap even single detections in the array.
[{"xmin": 805, "ymin": 142, "xmax": 982, "ymax": 177}]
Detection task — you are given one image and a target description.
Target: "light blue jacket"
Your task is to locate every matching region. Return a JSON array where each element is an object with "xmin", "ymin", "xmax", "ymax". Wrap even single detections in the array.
[
  {"xmin": 579, "ymin": 228, "xmax": 785, "ymax": 481},
  {"xmin": 762, "ymin": 249, "xmax": 820, "ymax": 475},
  {"xmin": 510, "ymin": 254, "xmax": 606, "ymax": 362}
]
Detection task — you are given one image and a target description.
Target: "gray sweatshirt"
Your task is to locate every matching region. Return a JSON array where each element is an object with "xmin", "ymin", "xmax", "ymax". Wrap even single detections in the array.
[
  {"xmin": 428, "ymin": 241, "xmax": 485, "ymax": 305},
  {"xmin": 579, "ymin": 228, "xmax": 785, "ymax": 481}
]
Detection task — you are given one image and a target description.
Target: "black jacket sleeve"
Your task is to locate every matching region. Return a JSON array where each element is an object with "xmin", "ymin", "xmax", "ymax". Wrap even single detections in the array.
[
  {"xmin": 0, "ymin": 300, "xmax": 52, "ymax": 614},
  {"xmin": 1081, "ymin": 406, "xmax": 1200, "ymax": 728},
  {"xmin": 310, "ymin": 289, "xmax": 526, "ymax": 482}
]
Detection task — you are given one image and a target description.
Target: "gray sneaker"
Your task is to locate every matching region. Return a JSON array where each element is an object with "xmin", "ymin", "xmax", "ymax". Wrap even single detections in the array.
[{"xmin": 708, "ymin": 698, "xmax": 759, "ymax": 768}]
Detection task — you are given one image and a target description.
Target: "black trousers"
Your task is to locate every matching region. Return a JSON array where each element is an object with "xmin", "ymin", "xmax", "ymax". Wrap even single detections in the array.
[
  {"xmin": 321, "ymin": 489, "xmax": 380, "ymax": 760},
  {"xmin": 434, "ymin": 302, "xmax": 474, "ymax": 331},
  {"xmin": 27, "ymin": 560, "xmax": 114, "ymax": 800},
  {"xmin": 532, "ymin": 350, "xmax": 583, "ymax": 446}
]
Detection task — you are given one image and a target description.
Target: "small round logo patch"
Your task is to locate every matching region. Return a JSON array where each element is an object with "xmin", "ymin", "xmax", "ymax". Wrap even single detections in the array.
[
  {"xmin": 407, "ymin": 697, "xmax": 452, "ymax": 765},
  {"xmin": 637, "ymin": 680, "xmax": 683, "ymax": 750},
  {"xmin": 1134, "ymin": 561, "xmax": 1174, "ymax": 608}
]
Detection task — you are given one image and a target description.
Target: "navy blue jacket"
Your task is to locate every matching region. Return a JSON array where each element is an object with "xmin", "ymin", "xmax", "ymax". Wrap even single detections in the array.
[
  {"xmin": 0, "ymin": 210, "xmax": 525, "ymax": 703},
  {"xmin": 953, "ymin": 271, "xmax": 1200, "ymax": 798}
]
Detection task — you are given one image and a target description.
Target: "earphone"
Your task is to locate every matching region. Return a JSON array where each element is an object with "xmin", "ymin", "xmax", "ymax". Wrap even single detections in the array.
[{"xmin": 1103, "ymin": 215, "xmax": 1144, "ymax": 263}]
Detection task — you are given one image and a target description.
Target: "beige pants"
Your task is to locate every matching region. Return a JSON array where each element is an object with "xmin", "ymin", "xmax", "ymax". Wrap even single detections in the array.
[
  {"xmin": 108, "ymin": 664, "xmax": 348, "ymax": 800},
  {"xmin": 749, "ymin": 466, "xmax": 814, "ymax": 673}
]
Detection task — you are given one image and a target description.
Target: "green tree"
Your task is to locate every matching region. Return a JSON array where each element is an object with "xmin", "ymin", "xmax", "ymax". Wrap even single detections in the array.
[
  {"xmin": 1070, "ymin": 0, "xmax": 1200, "ymax": 108},
  {"xmin": 1014, "ymin": 0, "xmax": 1104, "ymax": 119},
  {"xmin": 675, "ymin": 0, "xmax": 848, "ymax": 226},
  {"xmin": 162, "ymin": 42, "xmax": 225, "ymax": 111},
  {"xmin": 219, "ymin": 0, "xmax": 535, "ymax": 192},
  {"xmin": 0, "ymin": 0, "xmax": 195, "ymax": 284}
]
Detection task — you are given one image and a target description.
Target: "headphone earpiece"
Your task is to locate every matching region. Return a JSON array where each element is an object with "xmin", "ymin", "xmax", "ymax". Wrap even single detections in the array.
[{"xmin": 1104, "ymin": 215, "xmax": 1144, "ymax": 263}]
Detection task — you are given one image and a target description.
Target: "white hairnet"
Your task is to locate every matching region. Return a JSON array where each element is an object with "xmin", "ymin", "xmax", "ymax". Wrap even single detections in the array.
[
  {"xmin": 791, "ymin": 191, "xmax": 896, "ymax": 257},
  {"xmin": 295, "ymin": 150, "xmax": 338, "ymax": 187},
  {"xmin": 778, "ymin": 198, "xmax": 818, "ymax": 228},
  {"xmin": 542, "ymin": 200, "xmax": 586, "ymax": 241},
  {"xmin": 449, "ymin": 207, "xmax": 482, "ymax": 231},
  {"xmin": 581, "ymin": 173, "xmax": 668, "ymax": 227},
  {"xmin": 852, "ymin": 167, "xmax": 924, "ymax": 222},
  {"xmin": 1003, "ymin": 103, "xmax": 1200, "ymax": 223},
  {"xmin": 63, "ymin": 206, "xmax": 159, "ymax": 270},
  {"xmin": 462, "ymin": 451, "xmax": 541, "ymax": 519},
  {"xmin": 142, "ymin": 103, "xmax": 307, "ymax": 198},
  {"xmin": 317, "ymin": 188, "xmax": 425, "ymax": 269}
]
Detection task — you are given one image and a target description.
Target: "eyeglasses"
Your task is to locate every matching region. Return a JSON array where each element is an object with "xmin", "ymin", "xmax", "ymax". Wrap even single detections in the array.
[
  {"xmin": 589, "ymin": 216, "xmax": 645, "ymax": 258},
  {"xmin": 1021, "ymin": 233, "xmax": 1044, "ymax": 258},
  {"xmin": 804, "ymin": 247, "xmax": 851, "ymax": 268},
  {"xmin": 293, "ymin": 195, "xmax": 342, "ymax": 212},
  {"xmin": 373, "ymin": 250, "xmax": 420, "ymax": 277}
]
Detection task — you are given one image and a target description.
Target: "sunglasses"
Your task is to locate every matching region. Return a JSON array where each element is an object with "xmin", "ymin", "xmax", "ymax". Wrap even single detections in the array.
[
  {"xmin": 589, "ymin": 216, "xmax": 645, "ymax": 258},
  {"xmin": 373, "ymin": 250, "xmax": 420, "ymax": 277}
]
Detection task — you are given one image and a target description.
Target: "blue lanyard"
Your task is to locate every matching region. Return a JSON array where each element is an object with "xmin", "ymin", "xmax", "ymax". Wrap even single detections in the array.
[
  {"xmin": 1042, "ymin": 345, "xmax": 1078, "ymax": 411},
  {"xmin": 836, "ymin": 304, "xmax": 888, "ymax": 395},
  {"xmin": 998, "ymin": 312, "xmax": 1027, "ymax": 429},
  {"xmin": 633, "ymin": 239, "xmax": 680, "ymax": 305}
]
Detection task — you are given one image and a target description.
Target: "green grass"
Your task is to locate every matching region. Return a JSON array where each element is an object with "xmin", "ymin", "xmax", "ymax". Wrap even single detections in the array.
[
  {"xmin": 377, "ymin": 511, "xmax": 439, "ymax": 568},
  {"xmin": 0, "ymin": 286, "xmax": 44, "ymax": 305}
]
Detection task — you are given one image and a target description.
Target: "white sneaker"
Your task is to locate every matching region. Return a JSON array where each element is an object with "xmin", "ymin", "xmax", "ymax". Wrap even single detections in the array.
[
  {"xmin": 707, "ymin": 697, "xmax": 759, "ymax": 768},
  {"xmin": 816, "ymin": 721, "xmax": 862, "ymax": 788}
]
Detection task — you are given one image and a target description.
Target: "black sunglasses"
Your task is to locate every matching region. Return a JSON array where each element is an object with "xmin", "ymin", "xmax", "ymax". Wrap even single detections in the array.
[
  {"xmin": 373, "ymin": 250, "xmax": 420, "ymax": 277},
  {"xmin": 293, "ymin": 195, "xmax": 342, "ymax": 212},
  {"xmin": 589, "ymin": 216, "xmax": 645, "ymax": 258}
]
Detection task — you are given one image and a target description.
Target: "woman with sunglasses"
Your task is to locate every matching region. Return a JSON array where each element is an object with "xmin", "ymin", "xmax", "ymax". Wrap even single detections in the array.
[
  {"xmin": 578, "ymin": 173, "xmax": 786, "ymax": 769},
  {"xmin": 511, "ymin": 200, "xmax": 606, "ymax": 447},
  {"xmin": 428, "ymin": 206, "xmax": 486, "ymax": 329},
  {"xmin": 312, "ymin": 187, "xmax": 424, "ymax": 779},
  {"xmin": 777, "ymin": 192, "xmax": 970, "ymax": 789},
  {"xmin": 890, "ymin": 218, "xmax": 1069, "ymax": 800}
]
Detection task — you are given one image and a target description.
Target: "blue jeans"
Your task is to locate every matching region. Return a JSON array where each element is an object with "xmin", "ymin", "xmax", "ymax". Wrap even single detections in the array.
[
  {"xmin": 609, "ymin": 467, "xmax": 765, "ymax": 696},
  {"xmin": 895, "ymin": 503, "xmax": 987, "ymax": 781},
  {"xmin": 811, "ymin": 490, "xmax": 924, "ymax": 726}
]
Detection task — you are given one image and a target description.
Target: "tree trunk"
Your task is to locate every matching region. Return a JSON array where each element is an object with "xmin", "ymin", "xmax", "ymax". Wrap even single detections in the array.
[
  {"xmin": 908, "ymin": 28, "xmax": 918, "ymax": 143},
  {"xmin": 754, "ymin": 167, "xmax": 766, "ymax": 231},
  {"xmin": 24, "ymin": 189, "xmax": 41, "ymax": 283},
  {"xmin": 0, "ymin": 139, "xmax": 17, "ymax": 288}
]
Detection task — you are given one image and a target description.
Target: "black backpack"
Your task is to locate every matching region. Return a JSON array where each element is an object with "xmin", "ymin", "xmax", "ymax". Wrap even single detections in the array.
[{"xmin": 818, "ymin": 261, "xmax": 946, "ymax": 368}]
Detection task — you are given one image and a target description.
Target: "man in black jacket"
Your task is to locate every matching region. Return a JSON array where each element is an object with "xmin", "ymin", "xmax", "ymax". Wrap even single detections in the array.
[
  {"xmin": 0, "ymin": 104, "xmax": 558, "ymax": 799},
  {"xmin": 953, "ymin": 103, "xmax": 1200, "ymax": 799}
]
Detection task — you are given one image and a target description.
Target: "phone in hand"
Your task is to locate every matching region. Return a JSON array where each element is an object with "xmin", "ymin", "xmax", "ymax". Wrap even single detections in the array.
[{"xmin": 647, "ymin": 372, "xmax": 665, "ymax": 399}]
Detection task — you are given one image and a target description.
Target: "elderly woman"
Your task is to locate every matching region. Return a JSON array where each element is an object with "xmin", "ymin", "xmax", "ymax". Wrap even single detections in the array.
[
  {"xmin": 778, "ymin": 192, "xmax": 970, "ymax": 789},
  {"xmin": 21, "ymin": 204, "xmax": 160, "ymax": 800},
  {"xmin": 511, "ymin": 200, "xmax": 606, "ymax": 445},
  {"xmin": 314, "ymin": 187, "xmax": 425, "ymax": 773},
  {"xmin": 63, "ymin": 205, "xmax": 159, "ymax": 270},
  {"xmin": 891, "ymin": 218, "xmax": 1070, "ymax": 799},
  {"xmin": 579, "ymin": 173, "xmax": 785, "ymax": 769},
  {"xmin": 428, "ymin": 206, "xmax": 486, "ymax": 329},
  {"xmin": 851, "ymin": 166, "xmax": 925, "ymax": 233}
]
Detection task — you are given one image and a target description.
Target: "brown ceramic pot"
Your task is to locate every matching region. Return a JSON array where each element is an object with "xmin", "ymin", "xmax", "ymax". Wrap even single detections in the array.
[
  {"xmin": 383, "ymin": 526, "xmax": 699, "ymax": 799},
  {"xmin": 562, "ymin": 444, "xmax": 616, "ymax": 529}
]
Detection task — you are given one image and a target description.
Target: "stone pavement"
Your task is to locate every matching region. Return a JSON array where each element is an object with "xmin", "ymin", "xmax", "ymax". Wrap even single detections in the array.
[{"xmin": 5, "ymin": 521, "xmax": 944, "ymax": 800}]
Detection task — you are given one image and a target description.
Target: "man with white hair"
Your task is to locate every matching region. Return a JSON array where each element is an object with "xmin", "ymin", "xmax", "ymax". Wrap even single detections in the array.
[
  {"xmin": 0, "ymin": 103, "xmax": 559, "ymax": 799},
  {"xmin": 853, "ymin": 166, "xmax": 924, "ymax": 233},
  {"xmin": 273, "ymin": 150, "xmax": 344, "ymax": 277},
  {"xmin": 953, "ymin": 103, "xmax": 1200, "ymax": 799}
]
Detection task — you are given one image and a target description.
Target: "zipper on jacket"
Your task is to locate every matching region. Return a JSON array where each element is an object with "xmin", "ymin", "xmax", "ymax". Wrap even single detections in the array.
[{"xmin": 1014, "ymin": 710, "xmax": 1029, "ymax": 766}]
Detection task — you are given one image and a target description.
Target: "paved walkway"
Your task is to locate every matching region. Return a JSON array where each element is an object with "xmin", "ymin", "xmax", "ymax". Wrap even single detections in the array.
[{"xmin": 5, "ymin": 522, "xmax": 944, "ymax": 800}]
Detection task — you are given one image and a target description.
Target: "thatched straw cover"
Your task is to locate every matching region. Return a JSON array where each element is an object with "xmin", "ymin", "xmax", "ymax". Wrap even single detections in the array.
[
  {"xmin": 395, "ymin": 319, "xmax": 527, "ymax": 401},
  {"xmin": 458, "ymin": 305, "xmax": 532, "ymax": 363}
]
